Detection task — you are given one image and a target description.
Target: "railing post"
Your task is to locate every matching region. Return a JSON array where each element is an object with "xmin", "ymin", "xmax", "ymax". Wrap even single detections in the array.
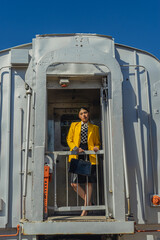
[
  {"xmin": 53, "ymin": 153, "xmax": 57, "ymax": 208},
  {"xmin": 66, "ymin": 156, "xmax": 69, "ymax": 207},
  {"xmin": 96, "ymin": 154, "xmax": 99, "ymax": 205}
]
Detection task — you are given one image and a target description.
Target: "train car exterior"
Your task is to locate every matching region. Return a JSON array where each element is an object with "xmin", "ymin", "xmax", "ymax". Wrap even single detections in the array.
[{"xmin": 0, "ymin": 33, "xmax": 160, "ymax": 240}]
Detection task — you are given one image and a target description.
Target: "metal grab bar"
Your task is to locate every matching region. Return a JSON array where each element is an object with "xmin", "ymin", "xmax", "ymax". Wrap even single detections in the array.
[
  {"xmin": 46, "ymin": 150, "xmax": 104, "ymax": 156},
  {"xmin": 22, "ymin": 87, "xmax": 32, "ymax": 219}
]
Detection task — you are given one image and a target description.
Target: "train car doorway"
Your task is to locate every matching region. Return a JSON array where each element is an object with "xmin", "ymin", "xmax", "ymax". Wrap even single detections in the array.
[{"xmin": 46, "ymin": 75, "xmax": 107, "ymax": 217}]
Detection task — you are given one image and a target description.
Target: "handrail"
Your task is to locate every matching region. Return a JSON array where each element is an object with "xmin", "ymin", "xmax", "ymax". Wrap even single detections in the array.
[
  {"xmin": 46, "ymin": 150, "xmax": 104, "ymax": 156},
  {"xmin": 22, "ymin": 87, "xmax": 32, "ymax": 219}
]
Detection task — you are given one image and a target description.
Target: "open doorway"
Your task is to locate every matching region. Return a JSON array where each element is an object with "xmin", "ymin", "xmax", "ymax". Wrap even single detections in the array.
[{"xmin": 47, "ymin": 87, "xmax": 105, "ymax": 216}]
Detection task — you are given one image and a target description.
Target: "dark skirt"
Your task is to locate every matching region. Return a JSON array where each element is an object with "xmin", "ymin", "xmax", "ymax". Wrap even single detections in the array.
[
  {"xmin": 70, "ymin": 143, "xmax": 97, "ymax": 184},
  {"xmin": 71, "ymin": 165, "xmax": 97, "ymax": 183}
]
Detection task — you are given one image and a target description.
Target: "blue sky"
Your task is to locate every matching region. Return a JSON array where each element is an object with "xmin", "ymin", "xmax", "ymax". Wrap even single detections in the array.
[{"xmin": 1, "ymin": 0, "xmax": 160, "ymax": 59}]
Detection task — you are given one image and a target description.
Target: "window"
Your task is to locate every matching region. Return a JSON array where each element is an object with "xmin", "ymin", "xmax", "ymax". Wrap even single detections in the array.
[{"xmin": 61, "ymin": 114, "xmax": 79, "ymax": 147}]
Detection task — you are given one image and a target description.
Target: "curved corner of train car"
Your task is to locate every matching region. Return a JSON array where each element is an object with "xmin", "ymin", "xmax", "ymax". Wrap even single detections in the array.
[{"xmin": 0, "ymin": 34, "xmax": 160, "ymax": 240}]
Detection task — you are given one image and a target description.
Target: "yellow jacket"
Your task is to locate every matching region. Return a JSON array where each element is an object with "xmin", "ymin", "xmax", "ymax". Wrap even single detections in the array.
[{"xmin": 66, "ymin": 122, "xmax": 100, "ymax": 165}]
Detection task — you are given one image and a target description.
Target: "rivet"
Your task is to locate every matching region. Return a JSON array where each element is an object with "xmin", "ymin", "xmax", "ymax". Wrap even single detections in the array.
[
  {"xmin": 153, "ymin": 91, "xmax": 157, "ymax": 96},
  {"xmin": 154, "ymin": 109, "xmax": 159, "ymax": 114}
]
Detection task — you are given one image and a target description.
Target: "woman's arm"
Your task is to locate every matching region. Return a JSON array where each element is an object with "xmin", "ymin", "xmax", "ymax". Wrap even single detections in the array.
[
  {"xmin": 93, "ymin": 126, "xmax": 100, "ymax": 152},
  {"xmin": 66, "ymin": 123, "xmax": 76, "ymax": 150}
]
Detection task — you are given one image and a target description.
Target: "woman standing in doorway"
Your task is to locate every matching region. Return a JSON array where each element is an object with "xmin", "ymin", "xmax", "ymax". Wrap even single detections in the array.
[{"xmin": 67, "ymin": 107, "xmax": 100, "ymax": 216}]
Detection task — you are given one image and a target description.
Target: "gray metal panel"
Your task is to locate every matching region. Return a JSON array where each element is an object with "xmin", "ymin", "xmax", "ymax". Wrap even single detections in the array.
[
  {"xmin": 0, "ymin": 199, "xmax": 2, "ymax": 211},
  {"xmin": 22, "ymin": 221, "xmax": 134, "ymax": 235},
  {"xmin": 116, "ymin": 45, "xmax": 160, "ymax": 224},
  {"xmin": 0, "ymin": 65, "xmax": 28, "ymax": 228},
  {"xmin": 47, "ymin": 77, "xmax": 102, "ymax": 89},
  {"xmin": 0, "ymin": 33, "xmax": 160, "ymax": 238},
  {"xmin": 10, "ymin": 68, "xmax": 28, "ymax": 227},
  {"xmin": 120, "ymin": 233, "xmax": 160, "ymax": 240},
  {"xmin": 0, "ymin": 43, "xmax": 32, "ymax": 55},
  {"xmin": 33, "ymin": 35, "xmax": 114, "ymax": 63},
  {"xmin": 0, "ymin": 68, "xmax": 11, "ymax": 227},
  {"xmin": 47, "ymin": 63, "xmax": 109, "ymax": 76},
  {"xmin": 26, "ymin": 35, "xmax": 126, "ymax": 221},
  {"xmin": 0, "ymin": 53, "xmax": 10, "ymax": 68},
  {"xmin": 11, "ymin": 49, "xmax": 29, "ymax": 65}
]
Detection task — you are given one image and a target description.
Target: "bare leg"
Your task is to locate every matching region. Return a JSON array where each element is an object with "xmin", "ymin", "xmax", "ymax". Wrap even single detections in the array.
[
  {"xmin": 81, "ymin": 183, "xmax": 92, "ymax": 216},
  {"xmin": 71, "ymin": 183, "xmax": 85, "ymax": 200}
]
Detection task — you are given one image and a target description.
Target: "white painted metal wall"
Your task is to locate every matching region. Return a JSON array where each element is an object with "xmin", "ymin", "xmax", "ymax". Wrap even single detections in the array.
[{"xmin": 0, "ymin": 34, "xmax": 159, "ymax": 240}]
